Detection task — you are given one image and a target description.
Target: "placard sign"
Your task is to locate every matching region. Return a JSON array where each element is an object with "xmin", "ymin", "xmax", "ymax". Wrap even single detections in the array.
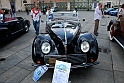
[
  {"xmin": 52, "ymin": 60, "xmax": 71, "ymax": 83},
  {"xmin": 32, "ymin": 65, "xmax": 48, "ymax": 82}
]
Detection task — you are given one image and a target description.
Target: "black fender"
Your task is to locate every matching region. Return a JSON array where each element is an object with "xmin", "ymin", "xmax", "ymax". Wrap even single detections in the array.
[
  {"xmin": 32, "ymin": 33, "xmax": 56, "ymax": 64},
  {"xmin": 77, "ymin": 32, "xmax": 99, "ymax": 62},
  {"xmin": 0, "ymin": 27, "xmax": 11, "ymax": 36},
  {"xmin": 0, "ymin": 27, "xmax": 11, "ymax": 43}
]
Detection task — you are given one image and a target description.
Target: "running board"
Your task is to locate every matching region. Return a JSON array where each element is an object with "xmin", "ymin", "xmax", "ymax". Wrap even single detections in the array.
[{"xmin": 114, "ymin": 36, "xmax": 124, "ymax": 49}]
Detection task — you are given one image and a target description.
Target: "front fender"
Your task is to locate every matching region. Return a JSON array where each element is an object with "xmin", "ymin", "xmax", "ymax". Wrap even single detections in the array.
[
  {"xmin": 32, "ymin": 33, "xmax": 57, "ymax": 64},
  {"xmin": 77, "ymin": 32, "xmax": 99, "ymax": 62}
]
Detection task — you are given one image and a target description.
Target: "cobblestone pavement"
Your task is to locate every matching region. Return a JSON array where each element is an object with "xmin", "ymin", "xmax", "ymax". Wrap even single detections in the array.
[{"xmin": 0, "ymin": 11, "xmax": 124, "ymax": 83}]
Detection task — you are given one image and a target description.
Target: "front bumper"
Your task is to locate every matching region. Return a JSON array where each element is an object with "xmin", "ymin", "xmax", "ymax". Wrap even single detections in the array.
[{"xmin": 44, "ymin": 54, "xmax": 99, "ymax": 68}]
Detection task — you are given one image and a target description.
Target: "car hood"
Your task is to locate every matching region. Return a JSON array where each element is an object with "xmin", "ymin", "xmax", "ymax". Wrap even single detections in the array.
[{"xmin": 51, "ymin": 28, "xmax": 77, "ymax": 43}]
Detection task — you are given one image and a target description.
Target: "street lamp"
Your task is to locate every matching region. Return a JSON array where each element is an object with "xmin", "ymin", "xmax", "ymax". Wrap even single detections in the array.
[
  {"xmin": 0, "ymin": 0, "xmax": 2, "ymax": 7},
  {"xmin": 42, "ymin": 0, "xmax": 44, "ymax": 7},
  {"xmin": 118, "ymin": 0, "xmax": 121, "ymax": 9},
  {"xmin": 74, "ymin": 0, "xmax": 75, "ymax": 9},
  {"xmin": 50, "ymin": 0, "xmax": 52, "ymax": 7},
  {"xmin": 87, "ymin": 0, "xmax": 89, "ymax": 11}
]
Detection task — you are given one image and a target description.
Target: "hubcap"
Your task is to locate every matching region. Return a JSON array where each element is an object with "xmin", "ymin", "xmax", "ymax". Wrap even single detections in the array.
[{"xmin": 25, "ymin": 25, "xmax": 29, "ymax": 32}]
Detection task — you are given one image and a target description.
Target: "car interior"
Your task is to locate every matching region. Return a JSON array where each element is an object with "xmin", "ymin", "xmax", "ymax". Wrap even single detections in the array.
[{"xmin": 0, "ymin": 14, "xmax": 17, "ymax": 22}]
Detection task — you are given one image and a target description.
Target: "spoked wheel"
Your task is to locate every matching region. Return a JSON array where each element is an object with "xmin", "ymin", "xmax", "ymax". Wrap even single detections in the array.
[
  {"xmin": 109, "ymin": 27, "xmax": 114, "ymax": 41},
  {"xmin": 24, "ymin": 24, "xmax": 29, "ymax": 33}
]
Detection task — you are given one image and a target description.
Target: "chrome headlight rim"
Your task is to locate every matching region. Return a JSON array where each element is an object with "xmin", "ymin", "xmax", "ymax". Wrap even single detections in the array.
[
  {"xmin": 41, "ymin": 41, "xmax": 51, "ymax": 54},
  {"xmin": 80, "ymin": 40, "xmax": 90, "ymax": 53}
]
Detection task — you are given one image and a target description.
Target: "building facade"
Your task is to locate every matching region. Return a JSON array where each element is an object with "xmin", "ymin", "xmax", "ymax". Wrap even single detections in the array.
[
  {"xmin": 0, "ymin": 0, "xmax": 31, "ymax": 11},
  {"xmin": 99, "ymin": 0, "xmax": 124, "ymax": 8},
  {"xmin": 0, "ymin": 0, "xmax": 124, "ymax": 11}
]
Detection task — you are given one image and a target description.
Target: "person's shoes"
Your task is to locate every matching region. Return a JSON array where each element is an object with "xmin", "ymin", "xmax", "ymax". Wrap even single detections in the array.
[
  {"xmin": 94, "ymin": 33, "xmax": 98, "ymax": 36},
  {"xmin": 97, "ymin": 32, "xmax": 99, "ymax": 34}
]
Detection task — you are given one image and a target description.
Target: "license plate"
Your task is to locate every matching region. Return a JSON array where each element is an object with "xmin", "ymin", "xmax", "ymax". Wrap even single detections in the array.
[{"xmin": 49, "ymin": 58, "xmax": 56, "ymax": 64}]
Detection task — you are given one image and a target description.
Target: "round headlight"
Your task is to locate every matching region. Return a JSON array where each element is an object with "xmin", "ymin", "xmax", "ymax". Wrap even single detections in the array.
[
  {"xmin": 81, "ymin": 41, "xmax": 90, "ymax": 53},
  {"xmin": 41, "ymin": 42, "xmax": 51, "ymax": 54}
]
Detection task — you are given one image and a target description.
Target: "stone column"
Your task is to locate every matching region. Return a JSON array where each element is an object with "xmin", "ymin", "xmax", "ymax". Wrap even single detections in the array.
[
  {"xmin": 67, "ymin": 2, "xmax": 70, "ymax": 10},
  {"xmin": 54, "ymin": 2, "xmax": 56, "ymax": 7}
]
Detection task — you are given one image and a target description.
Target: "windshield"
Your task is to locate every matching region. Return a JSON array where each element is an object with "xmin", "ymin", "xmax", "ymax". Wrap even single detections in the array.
[
  {"xmin": 51, "ymin": 12, "xmax": 78, "ymax": 20},
  {"xmin": 51, "ymin": 21, "xmax": 76, "ymax": 29}
]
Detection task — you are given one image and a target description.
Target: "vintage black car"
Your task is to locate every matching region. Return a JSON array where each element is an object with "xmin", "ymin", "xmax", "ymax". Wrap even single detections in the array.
[
  {"xmin": 32, "ymin": 12, "xmax": 99, "ymax": 68},
  {"xmin": 0, "ymin": 14, "xmax": 30, "ymax": 43}
]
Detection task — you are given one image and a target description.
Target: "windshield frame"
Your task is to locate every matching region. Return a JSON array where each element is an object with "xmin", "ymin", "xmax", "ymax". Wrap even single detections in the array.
[{"xmin": 47, "ymin": 12, "xmax": 79, "ymax": 22}]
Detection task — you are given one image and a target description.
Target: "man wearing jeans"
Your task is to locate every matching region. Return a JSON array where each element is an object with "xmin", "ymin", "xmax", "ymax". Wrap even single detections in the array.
[
  {"xmin": 31, "ymin": 4, "xmax": 42, "ymax": 35},
  {"xmin": 94, "ymin": 3, "xmax": 103, "ymax": 36}
]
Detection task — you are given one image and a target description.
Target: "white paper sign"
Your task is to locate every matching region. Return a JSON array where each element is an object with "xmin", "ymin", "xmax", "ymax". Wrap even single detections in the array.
[
  {"xmin": 32, "ymin": 65, "xmax": 48, "ymax": 82},
  {"xmin": 52, "ymin": 60, "xmax": 71, "ymax": 83}
]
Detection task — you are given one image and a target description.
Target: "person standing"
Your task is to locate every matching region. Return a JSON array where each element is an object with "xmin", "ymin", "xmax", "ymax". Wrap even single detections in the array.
[
  {"xmin": 12, "ymin": 8, "xmax": 16, "ymax": 17},
  {"xmin": 94, "ymin": 3, "xmax": 103, "ymax": 36},
  {"xmin": 31, "ymin": 4, "xmax": 42, "ymax": 35},
  {"xmin": 25, "ymin": 8, "xmax": 29, "ymax": 15},
  {"xmin": 0, "ymin": 9, "xmax": 5, "ymax": 22},
  {"xmin": 9, "ymin": 9, "xmax": 13, "ymax": 17}
]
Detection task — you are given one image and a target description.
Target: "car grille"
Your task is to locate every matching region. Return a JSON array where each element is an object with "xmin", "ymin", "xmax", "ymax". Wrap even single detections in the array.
[{"xmin": 44, "ymin": 54, "xmax": 87, "ymax": 65}]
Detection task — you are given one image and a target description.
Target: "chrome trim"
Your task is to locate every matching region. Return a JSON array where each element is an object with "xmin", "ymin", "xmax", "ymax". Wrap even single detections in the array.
[
  {"xmin": 11, "ymin": 29, "xmax": 23, "ymax": 34},
  {"xmin": 45, "ymin": 61, "xmax": 99, "ymax": 68},
  {"xmin": 114, "ymin": 37, "xmax": 124, "ymax": 49}
]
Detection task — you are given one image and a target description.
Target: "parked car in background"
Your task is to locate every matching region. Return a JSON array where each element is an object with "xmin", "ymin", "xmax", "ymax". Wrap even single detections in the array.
[
  {"xmin": 50, "ymin": 6, "xmax": 58, "ymax": 12},
  {"xmin": 109, "ymin": 9, "xmax": 118, "ymax": 16},
  {"xmin": 0, "ymin": 13, "xmax": 30, "ymax": 44},
  {"xmin": 32, "ymin": 12, "xmax": 99, "ymax": 68},
  {"xmin": 104, "ymin": 8, "xmax": 115, "ymax": 15}
]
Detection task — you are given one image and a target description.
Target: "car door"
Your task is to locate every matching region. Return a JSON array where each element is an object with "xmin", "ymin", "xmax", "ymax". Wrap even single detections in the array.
[
  {"xmin": 14, "ymin": 19, "xmax": 23, "ymax": 32},
  {"xmin": 7, "ymin": 21, "xmax": 16, "ymax": 34}
]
